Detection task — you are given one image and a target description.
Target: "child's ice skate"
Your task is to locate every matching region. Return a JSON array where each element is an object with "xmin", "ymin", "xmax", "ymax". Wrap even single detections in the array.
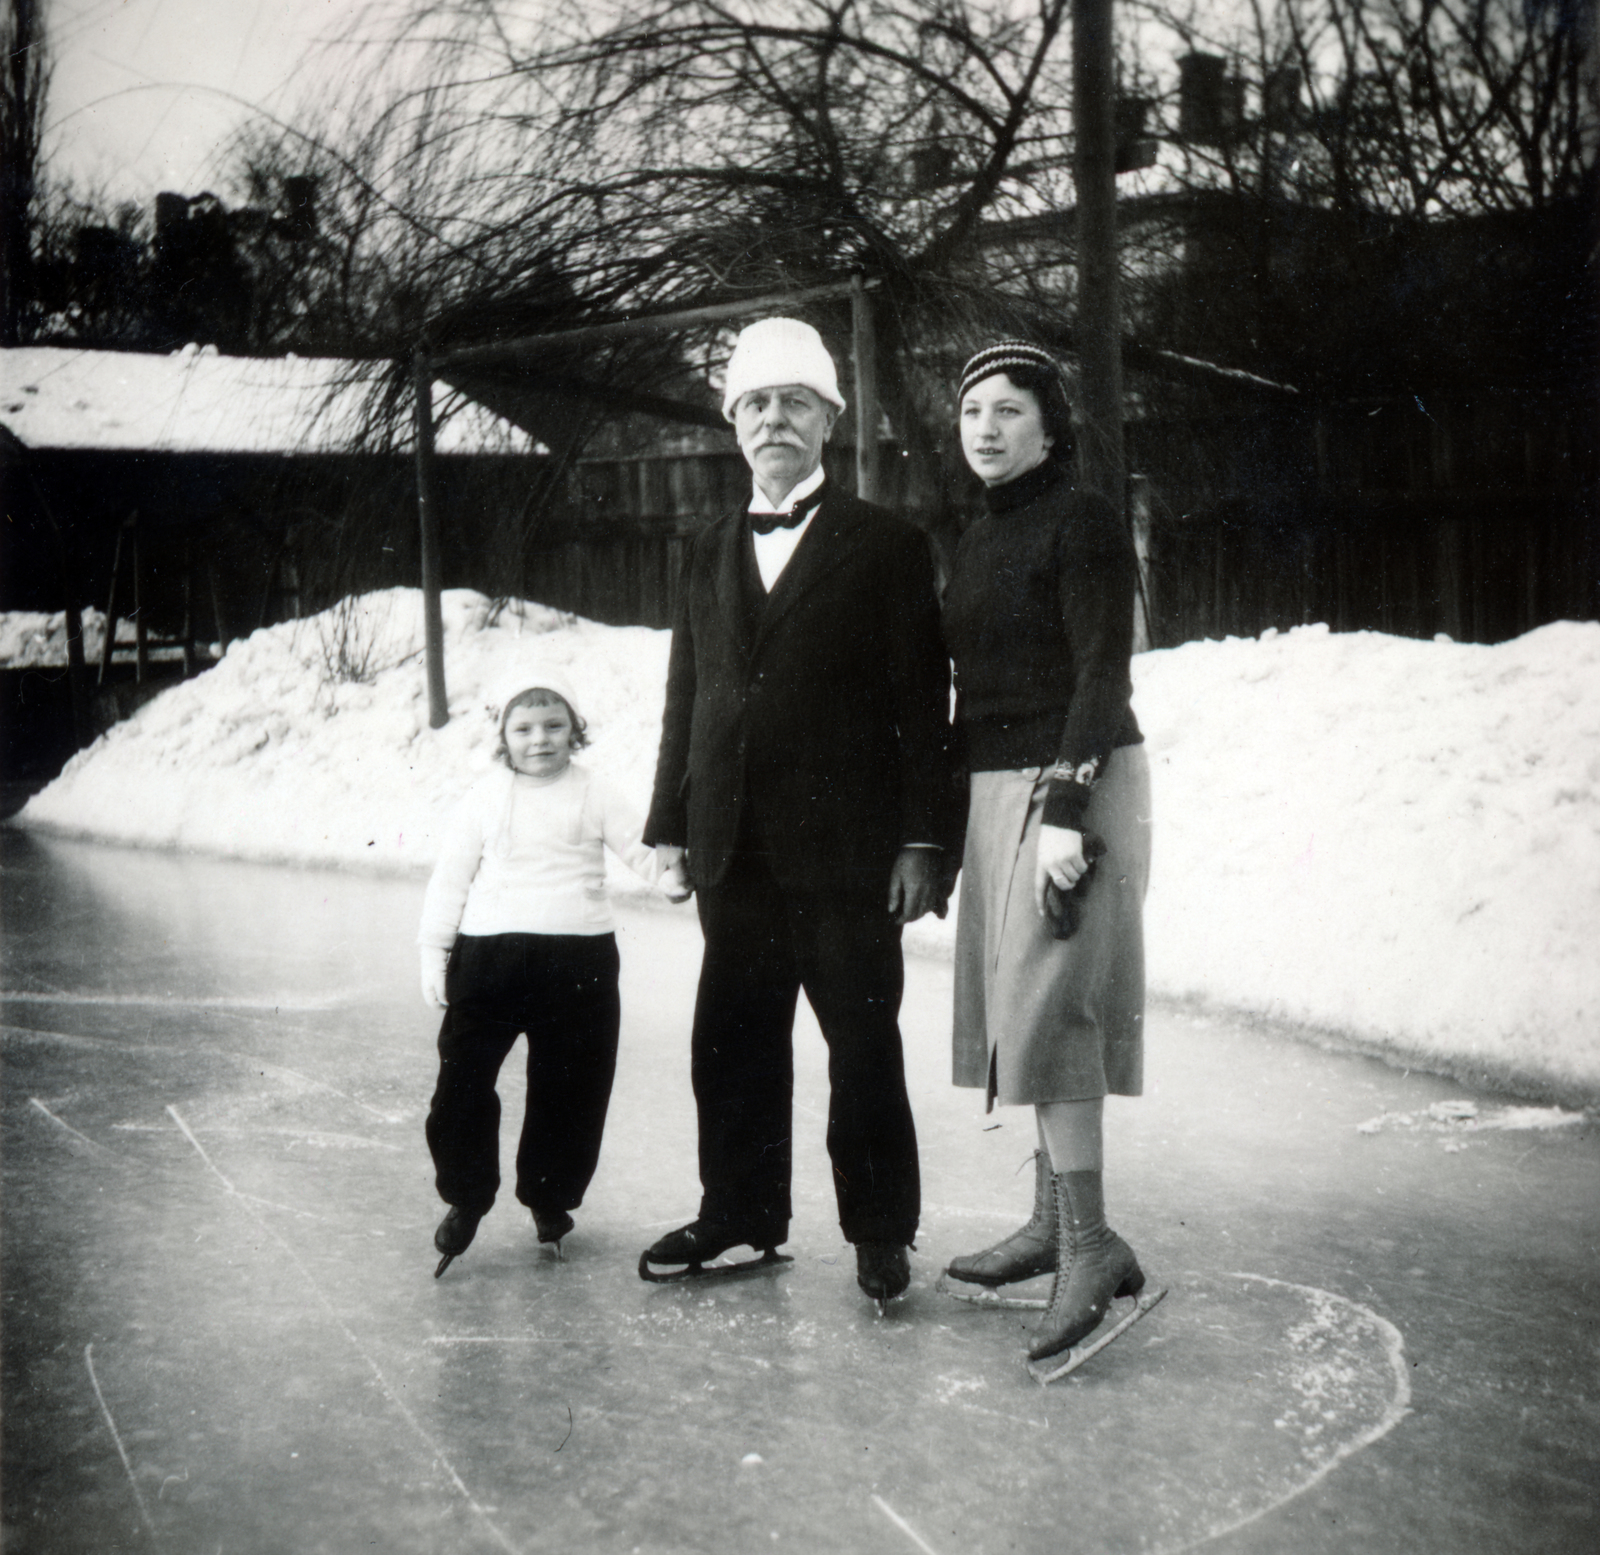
[
  {"xmin": 433, "ymin": 1205, "xmax": 483, "ymax": 1278},
  {"xmin": 532, "ymin": 1207, "xmax": 574, "ymax": 1259}
]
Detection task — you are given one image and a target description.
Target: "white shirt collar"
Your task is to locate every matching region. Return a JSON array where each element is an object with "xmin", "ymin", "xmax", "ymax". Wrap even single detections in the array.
[{"xmin": 748, "ymin": 464, "xmax": 825, "ymax": 515}]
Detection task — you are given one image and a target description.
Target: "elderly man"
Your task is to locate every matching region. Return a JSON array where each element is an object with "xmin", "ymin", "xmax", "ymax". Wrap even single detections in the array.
[{"xmin": 640, "ymin": 316, "xmax": 954, "ymax": 1305}]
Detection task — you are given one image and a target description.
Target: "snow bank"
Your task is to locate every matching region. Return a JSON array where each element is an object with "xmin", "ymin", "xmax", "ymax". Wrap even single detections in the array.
[
  {"xmin": 1135, "ymin": 621, "xmax": 1600, "ymax": 1101},
  {"xmin": 17, "ymin": 591, "xmax": 670, "ymax": 877},
  {"xmin": 12, "ymin": 596, "xmax": 1600, "ymax": 1100}
]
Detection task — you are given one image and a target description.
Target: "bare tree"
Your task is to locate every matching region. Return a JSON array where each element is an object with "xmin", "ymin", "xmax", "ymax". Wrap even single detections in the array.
[
  {"xmin": 243, "ymin": 0, "xmax": 1110, "ymax": 493},
  {"xmin": 2, "ymin": 0, "xmax": 48, "ymax": 344},
  {"xmin": 1135, "ymin": 0, "xmax": 1597, "ymax": 216}
]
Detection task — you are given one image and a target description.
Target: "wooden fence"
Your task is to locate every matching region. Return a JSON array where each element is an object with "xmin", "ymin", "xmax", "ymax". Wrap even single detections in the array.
[
  {"xmin": 512, "ymin": 387, "xmax": 1595, "ymax": 644},
  {"xmin": 1129, "ymin": 389, "xmax": 1596, "ymax": 646}
]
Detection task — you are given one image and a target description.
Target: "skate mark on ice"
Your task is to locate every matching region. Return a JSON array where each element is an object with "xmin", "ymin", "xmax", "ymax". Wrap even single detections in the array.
[
  {"xmin": 953, "ymin": 1401, "xmax": 1050, "ymax": 1429},
  {"xmin": 112, "ymin": 1121, "xmax": 404, "ymax": 1154},
  {"xmin": 230, "ymin": 1190, "xmax": 333, "ymax": 1222},
  {"xmin": 872, "ymin": 1494, "xmax": 943, "ymax": 1555},
  {"xmin": 200, "ymin": 1050, "xmax": 405, "ymax": 1122},
  {"xmin": 29, "ymin": 1096, "xmax": 132, "ymax": 1165},
  {"xmin": 84, "ymin": 1343, "xmax": 165, "ymax": 1551},
  {"xmin": 166, "ymin": 1105, "xmax": 527, "ymax": 1555},
  {"xmin": 1157, "ymin": 1272, "xmax": 1411, "ymax": 1553},
  {"xmin": 26, "ymin": 1095, "xmax": 326, "ymax": 1218},
  {"xmin": 2, "ymin": 1023, "xmax": 405, "ymax": 1123},
  {"xmin": 2, "ymin": 989, "xmax": 344, "ymax": 1012},
  {"xmin": 427, "ymin": 1335, "xmax": 778, "ymax": 1370}
]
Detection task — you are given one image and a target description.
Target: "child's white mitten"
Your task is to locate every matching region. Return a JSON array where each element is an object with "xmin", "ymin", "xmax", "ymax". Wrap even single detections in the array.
[{"xmin": 420, "ymin": 946, "xmax": 450, "ymax": 1009}]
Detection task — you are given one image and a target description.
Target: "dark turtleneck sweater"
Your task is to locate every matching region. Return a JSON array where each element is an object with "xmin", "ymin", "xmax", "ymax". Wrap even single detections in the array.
[{"xmin": 941, "ymin": 457, "xmax": 1143, "ymax": 833}]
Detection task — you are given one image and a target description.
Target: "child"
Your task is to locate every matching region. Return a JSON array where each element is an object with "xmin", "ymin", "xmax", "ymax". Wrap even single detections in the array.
[{"xmin": 419, "ymin": 661, "xmax": 673, "ymax": 1277}]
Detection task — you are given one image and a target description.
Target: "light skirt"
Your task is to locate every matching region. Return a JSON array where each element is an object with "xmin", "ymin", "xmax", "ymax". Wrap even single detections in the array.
[{"xmin": 952, "ymin": 745, "xmax": 1151, "ymax": 1107}]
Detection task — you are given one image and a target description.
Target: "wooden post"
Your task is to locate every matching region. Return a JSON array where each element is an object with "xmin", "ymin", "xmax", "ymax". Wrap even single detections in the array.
[
  {"xmin": 414, "ymin": 349, "xmax": 449, "ymax": 729},
  {"xmin": 181, "ymin": 541, "xmax": 197, "ymax": 678},
  {"xmin": 99, "ymin": 518, "xmax": 127, "ymax": 686},
  {"xmin": 1129, "ymin": 472, "xmax": 1154, "ymax": 650},
  {"xmin": 131, "ymin": 515, "xmax": 148, "ymax": 685},
  {"xmin": 1073, "ymin": 0, "xmax": 1125, "ymax": 511},
  {"xmin": 27, "ymin": 465, "xmax": 93, "ymax": 743},
  {"xmin": 851, "ymin": 276, "xmax": 880, "ymax": 504},
  {"xmin": 56, "ymin": 597, "xmax": 89, "ymax": 745},
  {"xmin": 209, "ymin": 560, "xmax": 232, "ymax": 656}
]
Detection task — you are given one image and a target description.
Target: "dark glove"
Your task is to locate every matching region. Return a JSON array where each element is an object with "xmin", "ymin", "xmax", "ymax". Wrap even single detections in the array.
[{"xmin": 1042, "ymin": 831, "xmax": 1108, "ymax": 941}]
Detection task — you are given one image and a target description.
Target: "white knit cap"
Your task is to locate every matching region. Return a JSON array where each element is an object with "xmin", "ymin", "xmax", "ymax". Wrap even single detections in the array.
[
  {"xmin": 486, "ymin": 659, "xmax": 583, "ymax": 724},
  {"xmin": 721, "ymin": 317, "xmax": 846, "ymax": 421}
]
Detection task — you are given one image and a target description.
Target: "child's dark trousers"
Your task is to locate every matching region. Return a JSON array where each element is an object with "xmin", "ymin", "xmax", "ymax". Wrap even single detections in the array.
[{"xmin": 426, "ymin": 932, "xmax": 621, "ymax": 1216}]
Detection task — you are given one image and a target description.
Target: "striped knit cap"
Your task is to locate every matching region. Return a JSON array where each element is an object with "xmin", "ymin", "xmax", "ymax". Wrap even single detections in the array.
[{"xmin": 957, "ymin": 340, "xmax": 1066, "ymax": 404}]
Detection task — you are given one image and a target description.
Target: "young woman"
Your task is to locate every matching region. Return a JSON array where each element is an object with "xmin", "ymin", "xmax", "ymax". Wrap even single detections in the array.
[{"xmin": 940, "ymin": 341, "xmax": 1153, "ymax": 1364}]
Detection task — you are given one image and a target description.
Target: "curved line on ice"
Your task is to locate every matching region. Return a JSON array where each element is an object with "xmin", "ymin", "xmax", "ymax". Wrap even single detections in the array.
[
  {"xmin": 85, "ymin": 1343, "xmax": 165, "ymax": 1549},
  {"xmin": 1160, "ymin": 1272, "xmax": 1412, "ymax": 1553},
  {"xmin": 166, "ymin": 1104, "xmax": 527, "ymax": 1555},
  {"xmin": 2, "ymin": 1023, "xmax": 404, "ymax": 1122}
]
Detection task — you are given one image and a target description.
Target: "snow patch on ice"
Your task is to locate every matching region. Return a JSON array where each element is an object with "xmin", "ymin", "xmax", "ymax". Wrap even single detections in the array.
[{"xmin": 1355, "ymin": 1101, "xmax": 1590, "ymax": 1134}]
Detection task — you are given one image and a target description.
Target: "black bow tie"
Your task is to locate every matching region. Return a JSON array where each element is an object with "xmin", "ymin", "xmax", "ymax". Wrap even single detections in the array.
[{"xmin": 749, "ymin": 487, "xmax": 824, "ymax": 536}]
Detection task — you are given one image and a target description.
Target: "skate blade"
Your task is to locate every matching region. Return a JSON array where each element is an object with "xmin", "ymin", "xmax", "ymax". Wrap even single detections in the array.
[
  {"xmin": 1027, "ymin": 1288, "xmax": 1168, "ymax": 1384},
  {"xmin": 936, "ymin": 1271, "xmax": 1049, "ymax": 1311},
  {"xmin": 637, "ymin": 1248, "xmax": 794, "ymax": 1284}
]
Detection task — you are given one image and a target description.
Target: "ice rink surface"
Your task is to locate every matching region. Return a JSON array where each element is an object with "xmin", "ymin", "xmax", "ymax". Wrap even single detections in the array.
[{"xmin": 3, "ymin": 829, "xmax": 1596, "ymax": 1553}]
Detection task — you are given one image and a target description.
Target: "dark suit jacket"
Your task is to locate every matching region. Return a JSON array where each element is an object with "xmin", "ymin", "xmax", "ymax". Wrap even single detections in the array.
[{"xmin": 644, "ymin": 489, "xmax": 956, "ymax": 896}]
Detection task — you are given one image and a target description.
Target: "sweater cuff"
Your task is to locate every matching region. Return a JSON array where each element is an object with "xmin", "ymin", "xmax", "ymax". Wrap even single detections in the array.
[{"xmin": 1040, "ymin": 757, "xmax": 1101, "ymax": 832}]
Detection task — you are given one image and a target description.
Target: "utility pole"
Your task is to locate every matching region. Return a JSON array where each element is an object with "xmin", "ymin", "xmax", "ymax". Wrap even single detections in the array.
[
  {"xmin": 851, "ymin": 275, "xmax": 880, "ymax": 504},
  {"xmin": 1073, "ymin": 0, "xmax": 1124, "ymax": 509}
]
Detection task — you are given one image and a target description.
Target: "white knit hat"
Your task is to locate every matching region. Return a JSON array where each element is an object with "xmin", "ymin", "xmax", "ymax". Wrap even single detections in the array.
[
  {"xmin": 485, "ymin": 658, "xmax": 583, "ymax": 724},
  {"xmin": 720, "ymin": 317, "xmax": 846, "ymax": 421}
]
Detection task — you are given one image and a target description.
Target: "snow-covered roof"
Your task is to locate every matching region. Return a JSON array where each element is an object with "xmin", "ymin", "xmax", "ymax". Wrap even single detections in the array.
[{"xmin": 0, "ymin": 346, "xmax": 537, "ymax": 457}]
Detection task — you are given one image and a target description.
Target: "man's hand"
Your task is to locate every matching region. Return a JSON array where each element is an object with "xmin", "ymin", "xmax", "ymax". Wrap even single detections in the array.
[
  {"xmin": 420, "ymin": 946, "xmax": 450, "ymax": 1010},
  {"xmin": 887, "ymin": 847, "xmax": 942, "ymax": 925},
  {"xmin": 1033, "ymin": 824, "xmax": 1089, "ymax": 916},
  {"xmin": 656, "ymin": 844, "xmax": 694, "ymax": 903}
]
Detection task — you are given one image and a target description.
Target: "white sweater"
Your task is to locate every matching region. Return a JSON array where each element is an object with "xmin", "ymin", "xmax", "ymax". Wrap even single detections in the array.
[{"xmin": 418, "ymin": 763, "xmax": 659, "ymax": 946}]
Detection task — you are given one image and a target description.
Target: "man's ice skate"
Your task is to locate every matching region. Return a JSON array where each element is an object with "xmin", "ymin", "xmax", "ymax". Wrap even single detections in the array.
[
  {"xmin": 433, "ymin": 1205, "xmax": 483, "ymax": 1279},
  {"xmin": 1026, "ymin": 1287, "xmax": 1167, "ymax": 1383},
  {"xmin": 637, "ymin": 1220, "xmax": 793, "ymax": 1284},
  {"xmin": 532, "ymin": 1207, "xmax": 574, "ymax": 1260}
]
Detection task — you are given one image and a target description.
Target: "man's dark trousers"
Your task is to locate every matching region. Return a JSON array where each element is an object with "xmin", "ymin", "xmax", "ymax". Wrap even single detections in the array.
[
  {"xmin": 644, "ymin": 491, "xmax": 952, "ymax": 1252},
  {"xmin": 690, "ymin": 841, "xmax": 919, "ymax": 1249}
]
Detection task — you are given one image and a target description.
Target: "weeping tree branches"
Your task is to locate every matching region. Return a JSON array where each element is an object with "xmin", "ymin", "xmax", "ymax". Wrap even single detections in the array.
[{"xmin": 239, "ymin": 0, "xmax": 1102, "ymax": 475}]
